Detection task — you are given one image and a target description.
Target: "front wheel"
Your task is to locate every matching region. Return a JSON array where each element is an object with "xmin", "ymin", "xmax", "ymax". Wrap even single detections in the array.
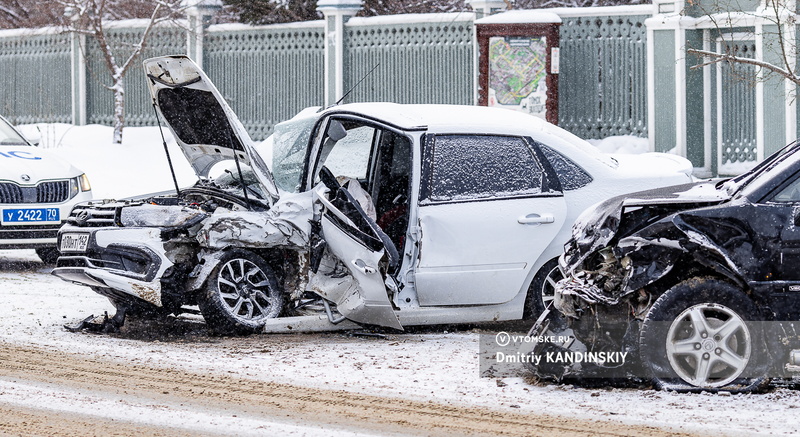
[
  {"xmin": 199, "ymin": 249, "xmax": 284, "ymax": 334},
  {"xmin": 524, "ymin": 259, "xmax": 563, "ymax": 319},
  {"xmin": 638, "ymin": 278, "xmax": 768, "ymax": 393}
]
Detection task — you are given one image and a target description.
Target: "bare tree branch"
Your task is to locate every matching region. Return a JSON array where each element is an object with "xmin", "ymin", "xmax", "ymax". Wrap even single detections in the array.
[
  {"xmin": 59, "ymin": 0, "xmax": 184, "ymax": 144},
  {"xmin": 687, "ymin": 48, "xmax": 799, "ymax": 84}
]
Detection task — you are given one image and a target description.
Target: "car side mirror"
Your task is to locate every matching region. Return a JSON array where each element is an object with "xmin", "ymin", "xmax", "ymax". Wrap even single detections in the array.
[
  {"xmin": 794, "ymin": 210, "xmax": 800, "ymax": 227},
  {"xmin": 327, "ymin": 120, "xmax": 347, "ymax": 142}
]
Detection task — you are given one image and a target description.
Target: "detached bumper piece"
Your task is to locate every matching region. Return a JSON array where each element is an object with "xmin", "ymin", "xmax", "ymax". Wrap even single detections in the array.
[{"xmin": 64, "ymin": 308, "xmax": 127, "ymax": 334}]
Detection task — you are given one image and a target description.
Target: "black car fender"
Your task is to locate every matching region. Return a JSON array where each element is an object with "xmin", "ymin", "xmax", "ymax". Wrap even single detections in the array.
[{"xmin": 615, "ymin": 213, "xmax": 749, "ymax": 294}]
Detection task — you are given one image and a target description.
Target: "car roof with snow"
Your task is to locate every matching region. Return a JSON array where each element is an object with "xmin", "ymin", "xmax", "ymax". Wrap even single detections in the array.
[{"xmin": 321, "ymin": 102, "xmax": 550, "ymax": 135}]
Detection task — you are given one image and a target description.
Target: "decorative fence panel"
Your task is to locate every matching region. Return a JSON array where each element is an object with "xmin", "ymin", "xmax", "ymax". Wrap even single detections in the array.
[
  {"xmin": 0, "ymin": 30, "xmax": 71, "ymax": 125},
  {"xmin": 558, "ymin": 14, "xmax": 648, "ymax": 139},
  {"xmin": 85, "ymin": 25, "xmax": 186, "ymax": 127},
  {"xmin": 344, "ymin": 14, "xmax": 474, "ymax": 106},
  {"xmin": 205, "ymin": 23, "xmax": 325, "ymax": 141},
  {"xmin": 0, "ymin": 9, "xmax": 651, "ymax": 142},
  {"xmin": 717, "ymin": 40, "xmax": 757, "ymax": 174}
]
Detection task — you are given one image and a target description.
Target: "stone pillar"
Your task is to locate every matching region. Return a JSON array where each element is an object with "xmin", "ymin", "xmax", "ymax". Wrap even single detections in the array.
[
  {"xmin": 466, "ymin": 0, "xmax": 508, "ymax": 20},
  {"xmin": 182, "ymin": 0, "xmax": 222, "ymax": 68},
  {"xmin": 64, "ymin": 6, "xmax": 86, "ymax": 126},
  {"xmin": 317, "ymin": 0, "xmax": 363, "ymax": 107}
]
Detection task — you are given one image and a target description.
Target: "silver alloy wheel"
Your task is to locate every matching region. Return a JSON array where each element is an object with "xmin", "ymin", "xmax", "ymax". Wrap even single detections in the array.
[
  {"xmin": 216, "ymin": 258, "xmax": 281, "ymax": 322},
  {"xmin": 665, "ymin": 302, "xmax": 752, "ymax": 388},
  {"xmin": 540, "ymin": 266, "xmax": 562, "ymax": 308}
]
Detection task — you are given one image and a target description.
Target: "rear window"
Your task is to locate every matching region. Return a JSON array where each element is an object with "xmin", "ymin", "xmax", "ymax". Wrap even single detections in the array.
[{"xmin": 539, "ymin": 144, "xmax": 593, "ymax": 190}]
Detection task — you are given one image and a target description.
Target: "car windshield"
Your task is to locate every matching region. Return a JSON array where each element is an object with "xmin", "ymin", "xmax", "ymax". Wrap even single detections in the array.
[
  {"xmin": 0, "ymin": 118, "xmax": 29, "ymax": 145},
  {"xmin": 721, "ymin": 142, "xmax": 800, "ymax": 197},
  {"xmin": 266, "ymin": 113, "xmax": 319, "ymax": 193}
]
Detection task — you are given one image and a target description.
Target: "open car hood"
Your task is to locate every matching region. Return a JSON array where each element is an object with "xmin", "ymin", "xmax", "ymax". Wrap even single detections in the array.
[{"xmin": 143, "ymin": 55, "xmax": 278, "ymax": 204}]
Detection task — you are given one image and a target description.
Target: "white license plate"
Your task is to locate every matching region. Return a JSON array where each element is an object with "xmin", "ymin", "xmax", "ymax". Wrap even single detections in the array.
[{"xmin": 60, "ymin": 233, "xmax": 90, "ymax": 252}]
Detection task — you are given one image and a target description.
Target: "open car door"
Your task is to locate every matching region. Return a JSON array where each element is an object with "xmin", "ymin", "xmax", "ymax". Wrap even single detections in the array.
[{"xmin": 312, "ymin": 167, "xmax": 403, "ymax": 330}]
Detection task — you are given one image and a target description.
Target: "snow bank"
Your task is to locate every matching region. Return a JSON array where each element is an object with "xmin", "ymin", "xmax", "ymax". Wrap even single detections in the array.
[
  {"xmin": 588, "ymin": 135, "xmax": 650, "ymax": 155},
  {"xmin": 19, "ymin": 124, "xmax": 197, "ymax": 200}
]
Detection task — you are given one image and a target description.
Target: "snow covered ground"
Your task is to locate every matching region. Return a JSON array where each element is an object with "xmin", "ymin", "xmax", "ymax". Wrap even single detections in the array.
[
  {"xmin": 1, "ymin": 248, "xmax": 799, "ymax": 435},
  {"xmin": 17, "ymin": 123, "xmax": 197, "ymax": 200}
]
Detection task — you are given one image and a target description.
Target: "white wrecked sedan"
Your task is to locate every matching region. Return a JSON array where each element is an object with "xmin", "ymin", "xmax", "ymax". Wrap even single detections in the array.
[{"xmin": 52, "ymin": 55, "xmax": 693, "ymax": 333}]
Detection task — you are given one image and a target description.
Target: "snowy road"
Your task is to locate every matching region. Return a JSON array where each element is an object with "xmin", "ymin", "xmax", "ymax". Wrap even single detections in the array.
[{"xmin": 0, "ymin": 249, "xmax": 798, "ymax": 436}]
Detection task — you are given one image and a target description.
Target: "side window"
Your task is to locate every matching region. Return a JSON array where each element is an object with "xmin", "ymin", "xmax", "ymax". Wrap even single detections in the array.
[
  {"xmin": 421, "ymin": 134, "xmax": 545, "ymax": 203},
  {"xmin": 772, "ymin": 176, "xmax": 800, "ymax": 202},
  {"xmin": 317, "ymin": 121, "xmax": 376, "ymax": 181},
  {"xmin": 539, "ymin": 144, "xmax": 593, "ymax": 190}
]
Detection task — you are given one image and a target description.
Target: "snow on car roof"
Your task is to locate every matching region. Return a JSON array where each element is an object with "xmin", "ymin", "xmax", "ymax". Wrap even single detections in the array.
[
  {"xmin": 321, "ymin": 102, "xmax": 616, "ymax": 169},
  {"xmin": 326, "ymin": 103, "xmax": 548, "ymax": 134}
]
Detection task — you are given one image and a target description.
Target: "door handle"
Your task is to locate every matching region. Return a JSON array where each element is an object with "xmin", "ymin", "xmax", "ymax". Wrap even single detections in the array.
[
  {"xmin": 518, "ymin": 213, "xmax": 555, "ymax": 225},
  {"xmin": 352, "ymin": 259, "xmax": 376, "ymax": 275}
]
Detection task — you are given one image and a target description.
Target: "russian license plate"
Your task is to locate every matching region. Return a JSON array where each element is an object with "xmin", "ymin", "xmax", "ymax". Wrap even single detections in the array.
[
  {"xmin": 60, "ymin": 233, "xmax": 90, "ymax": 252},
  {"xmin": 2, "ymin": 208, "xmax": 60, "ymax": 223}
]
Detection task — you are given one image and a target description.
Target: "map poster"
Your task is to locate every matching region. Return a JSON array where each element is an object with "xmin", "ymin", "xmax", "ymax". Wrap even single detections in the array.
[{"xmin": 487, "ymin": 36, "xmax": 548, "ymax": 119}]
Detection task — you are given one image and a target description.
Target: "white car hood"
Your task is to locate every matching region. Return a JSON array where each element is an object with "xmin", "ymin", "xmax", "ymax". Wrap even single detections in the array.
[
  {"xmin": 0, "ymin": 145, "xmax": 82, "ymax": 184},
  {"xmin": 143, "ymin": 55, "xmax": 279, "ymax": 203}
]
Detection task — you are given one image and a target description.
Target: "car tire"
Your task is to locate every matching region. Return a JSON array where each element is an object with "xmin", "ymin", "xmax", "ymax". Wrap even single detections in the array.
[
  {"xmin": 35, "ymin": 247, "xmax": 60, "ymax": 264},
  {"xmin": 199, "ymin": 249, "xmax": 284, "ymax": 334},
  {"xmin": 638, "ymin": 277, "xmax": 768, "ymax": 393},
  {"xmin": 524, "ymin": 259, "xmax": 562, "ymax": 319}
]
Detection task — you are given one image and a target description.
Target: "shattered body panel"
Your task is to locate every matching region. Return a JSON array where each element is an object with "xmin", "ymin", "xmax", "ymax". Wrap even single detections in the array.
[
  {"xmin": 529, "ymin": 142, "xmax": 800, "ymax": 391},
  {"xmin": 198, "ymin": 191, "xmax": 313, "ymax": 250}
]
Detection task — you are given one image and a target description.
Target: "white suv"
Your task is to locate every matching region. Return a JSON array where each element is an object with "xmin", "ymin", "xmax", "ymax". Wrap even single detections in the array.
[{"xmin": 0, "ymin": 116, "xmax": 92, "ymax": 263}]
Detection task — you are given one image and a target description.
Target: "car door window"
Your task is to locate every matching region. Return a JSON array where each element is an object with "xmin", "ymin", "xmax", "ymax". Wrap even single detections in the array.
[
  {"xmin": 421, "ymin": 134, "xmax": 546, "ymax": 203},
  {"xmin": 317, "ymin": 122, "xmax": 376, "ymax": 181},
  {"xmin": 772, "ymin": 176, "xmax": 800, "ymax": 203},
  {"xmin": 539, "ymin": 144, "xmax": 593, "ymax": 190}
]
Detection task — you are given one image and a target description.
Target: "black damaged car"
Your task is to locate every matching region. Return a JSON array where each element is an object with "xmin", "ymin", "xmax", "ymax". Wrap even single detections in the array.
[{"xmin": 527, "ymin": 141, "xmax": 800, "ymax": 392}]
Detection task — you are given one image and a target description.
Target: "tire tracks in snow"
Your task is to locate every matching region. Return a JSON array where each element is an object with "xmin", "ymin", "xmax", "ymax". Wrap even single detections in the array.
[{"xmin": 0, "ymin": 342, "xmax": 695, "ymax": 436}]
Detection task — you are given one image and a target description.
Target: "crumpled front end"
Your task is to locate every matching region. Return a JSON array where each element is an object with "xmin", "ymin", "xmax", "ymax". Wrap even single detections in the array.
[
  {"xmin": 197, "ymin": 191, "xmax": 313, "ymax": 250},
  {"xmin": 527, "ymin": 182, "xmax": 738, "ymax": 381}
]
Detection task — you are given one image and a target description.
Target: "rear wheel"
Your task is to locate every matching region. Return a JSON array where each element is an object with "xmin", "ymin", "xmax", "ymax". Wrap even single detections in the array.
[
  {"xmin": 638, "ymin": 278, "xmax": 768, "ymax": 393},
  {"xmin": 199, "ymin": 249, "xmax": 284, "ymax": 334},
  {"xmin": 35, "ymin": 247, "xmax": 60, "ymax": 264},
  {"xmin": 524, "ymin": 259, "xmax": 562, "ymax": 319}
]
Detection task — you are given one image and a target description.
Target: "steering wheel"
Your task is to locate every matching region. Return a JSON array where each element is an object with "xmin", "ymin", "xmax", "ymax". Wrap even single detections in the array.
[{"xmin": 319, "ymin": 166, "xmax": 341, "ymax": 192}]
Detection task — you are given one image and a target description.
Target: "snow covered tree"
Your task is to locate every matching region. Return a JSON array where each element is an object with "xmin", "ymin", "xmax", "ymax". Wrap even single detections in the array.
[
  {"xmin": 513, "ymin": 0, "xmax": 648, "ymax": 7},
  {"xmin": 60, "ymin": 0, "xmax": 184, "ymax": 144},
  {"xmin": 0, "ymin": 1, "xmax": 63, "ymax": 28},
  {"xmin": 222, "ymin": 0, "xmax": 318, "ymax": 24}
]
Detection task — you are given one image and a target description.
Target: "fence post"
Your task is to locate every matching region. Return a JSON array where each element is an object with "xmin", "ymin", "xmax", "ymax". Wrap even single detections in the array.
[
  {"xmin": 467, "ymin": 0, "xmax": 507, "ymax": 20},
  {"xmin": 64, "ymin": 6, "xmax": 86, "ymax": 126},
  {"xmin": 317, "ymin": 0, "xmax": 363, "ymax": 106},
  {"xmin": 183, "ymin": 0, "xmax": 222, "ymax": 68},
  {"xmin": 467, "ymin": 1, "xmax": 506, "ymax": 105}
]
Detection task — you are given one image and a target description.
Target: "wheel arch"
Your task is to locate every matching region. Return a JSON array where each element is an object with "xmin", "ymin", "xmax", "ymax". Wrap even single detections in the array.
[{"xmin": 523, "ymin": 256, "xmax": 562, "ymax": 319}]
